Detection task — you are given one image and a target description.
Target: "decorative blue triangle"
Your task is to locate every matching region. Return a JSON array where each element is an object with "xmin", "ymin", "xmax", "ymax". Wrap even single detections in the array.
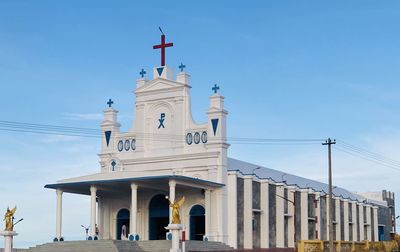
[
  {"xmin": 211, "ymin": 119, "xmax": 219, "ymax": 136},
  {"xmin": 157, "ymin": 67, "xmax": 164, "ymax": 76},
  {"xmin": 105, "ymin": 131, "xmax": 112, "ymax": 147}
]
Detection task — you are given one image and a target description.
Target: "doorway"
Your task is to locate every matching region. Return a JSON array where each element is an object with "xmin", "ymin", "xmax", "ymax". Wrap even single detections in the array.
[
  {"xmin": 116, "ymin": 208, "xmax": 130, "ymax": 240},
  {"xmin": 149, "ymin": 194, "xmax": 169, "ymax": 240},
  {"xmin": 189, "ymin": 205, "xmax": 205, "ymax": 240}
]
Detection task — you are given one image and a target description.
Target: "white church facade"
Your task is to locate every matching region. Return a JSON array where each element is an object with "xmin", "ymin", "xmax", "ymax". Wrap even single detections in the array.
[{"xmin": 45, "ymin": 35, "xmax": 395, "ymax": 249}]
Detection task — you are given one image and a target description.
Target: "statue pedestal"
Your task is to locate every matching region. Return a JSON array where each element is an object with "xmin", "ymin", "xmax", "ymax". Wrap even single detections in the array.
[
  {"xmin": 165, "ymin": 224, "xmax": 183, "ymax": 252},
  {"xmin": 0, "ymin": 231, "xmax": 18, "ymax": 252}
]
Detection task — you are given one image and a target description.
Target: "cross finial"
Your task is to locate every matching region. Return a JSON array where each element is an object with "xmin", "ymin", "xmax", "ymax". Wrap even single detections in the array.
[
  {"xmin": 139, "ymin": 68, "xmax": 146, "ymax": 78},
  {"xmin": 212, "ymin": 84, "xmax": 220, "ymax": 94},
  {"xmin": 107, "ymin": 99, "xmax": 114, "ymax": 108},
  {"xmin": 153, "ymin": 29, "xmax": 174, "ymax": 66},
  {"xmin": 179, "ymin": 62, "xmax": 186, "ymax": 72}
]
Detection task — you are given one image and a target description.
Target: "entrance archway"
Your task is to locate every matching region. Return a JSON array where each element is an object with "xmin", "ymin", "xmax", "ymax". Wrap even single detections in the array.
[
  {"xmin": 189, "ymin": 205, "xmax": 205, "ymax": 240},
  {"xmin": 149, "ymin": 194, "xmax": 169, "ymax": 240},
  {"xmin": 116, "ymin": 208, "xmax": 130, "ymax": 240}
]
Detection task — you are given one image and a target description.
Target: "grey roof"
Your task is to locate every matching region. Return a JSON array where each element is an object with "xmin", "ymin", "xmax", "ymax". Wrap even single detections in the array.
[{"xmin": 228, "ymin": 158, "xmax": 386, "ymax": 206}]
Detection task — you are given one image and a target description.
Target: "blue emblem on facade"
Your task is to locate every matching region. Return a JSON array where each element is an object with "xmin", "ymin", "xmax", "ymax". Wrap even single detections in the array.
[
  {"xmin": 166, "ymin": 232, "xmax": 172, "ymax": 240},
  {"xmin": 211, "ymin": 119, "xmax": 219, "ymax": 136},
  {"xmin": 105, "ymin": 131, "xmax": 111, "ymax": 147},
  {"xmin": 157, "ymin": 67, "xmax": 164, "ymax": 76},
  {"xmin": 111, "ymin": 160, "xmax": 116, "ymax": 171},
  {"xmin": 158, "ymin": 113, "xmax": 166, "ymax": 129}
]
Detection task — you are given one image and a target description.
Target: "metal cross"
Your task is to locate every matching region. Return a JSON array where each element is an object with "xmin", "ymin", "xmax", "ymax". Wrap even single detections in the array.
[
  {"xmin": 139, "ymin": 68, "xmax": 146, "ymax": 78},
  {"xmin": 153, "ymin": 29, "xmax": 174, "ymax": 66},
  {"xmin": 179, "ymin": 62, "xmax": 186, "ymax": 72},
  {"xmin": 212, "ymin": 84, "xmax": 220, "ymax": 94},
  {"xmin": 107, "ymin": 99, "xmax": 114, "ymax": 108}
]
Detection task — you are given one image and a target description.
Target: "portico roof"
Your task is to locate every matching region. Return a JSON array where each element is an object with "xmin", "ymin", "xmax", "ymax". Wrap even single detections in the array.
[{"xmin": 45, "ymin": 175, "xmax": 224, "ymax": 196}]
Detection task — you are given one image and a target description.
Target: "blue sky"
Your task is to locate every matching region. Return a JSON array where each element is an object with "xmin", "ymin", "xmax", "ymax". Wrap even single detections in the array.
[{"xmin": 1, "ymin": 0, "xmax": 400, "ymax": 248}]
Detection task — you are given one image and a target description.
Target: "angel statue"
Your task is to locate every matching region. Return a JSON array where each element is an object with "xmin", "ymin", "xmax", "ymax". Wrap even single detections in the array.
[
  {"xmin": 4, "ymin": 206, "xmax": 17, "ymax": 231},
  {"xmin": 169, "ymin": 197, "xmax": 185, "ymax": 224}
]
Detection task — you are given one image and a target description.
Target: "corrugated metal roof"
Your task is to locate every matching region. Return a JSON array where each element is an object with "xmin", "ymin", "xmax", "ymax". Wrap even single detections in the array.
[{"xmin": 228, "ymin": 157, "xmax": 386, "ymax": 206}]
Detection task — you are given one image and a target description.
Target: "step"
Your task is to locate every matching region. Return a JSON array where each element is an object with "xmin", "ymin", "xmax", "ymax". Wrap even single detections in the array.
[{"xmin": 27, "ymin": 240, "xmax": 234, "ymax": 252}]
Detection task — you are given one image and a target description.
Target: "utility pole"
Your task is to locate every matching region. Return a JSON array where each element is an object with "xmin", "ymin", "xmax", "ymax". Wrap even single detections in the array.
[{"xmin": 322, "ymin": 138, "xmax": 336, "ymax": 252}]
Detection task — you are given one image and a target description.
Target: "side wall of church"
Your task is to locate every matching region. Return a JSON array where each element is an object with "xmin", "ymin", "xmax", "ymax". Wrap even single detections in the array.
[{"xmin": 230, "ymin": 171, "xmax": 385, "ymax": 249}]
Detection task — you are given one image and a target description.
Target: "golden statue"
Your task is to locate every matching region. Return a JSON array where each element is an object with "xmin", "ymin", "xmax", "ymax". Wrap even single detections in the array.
[
  {"xmin": 4, "ymin": 206, "xmax": 17, "ymax": 231},
  {"xmin": 169, "ymin": 197, "xmax": 185, "ymax": 224}
]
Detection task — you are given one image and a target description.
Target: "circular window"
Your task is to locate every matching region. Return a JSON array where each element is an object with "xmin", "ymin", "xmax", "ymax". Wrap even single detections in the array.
[
  {"xmin": 194, "ymin": 132, "xmax": 200, "ymax": 144},
  {"xmin": 201, "ymin": 131, "xmax": 208, "ymax": 143},
  {"xmin": 186, "ymin": 133, "xmax": 193, "ymax": 145},
  {"xmin": 124, "ymin": 140, "xmax": 130, "ymax": 151},
  {"xmin": 131, "ymin": 139, "xmax": 136, "ymax": 150},
  {"xmin": 117, "ymin": 140, "xmax": 124, "ymax": 152}
]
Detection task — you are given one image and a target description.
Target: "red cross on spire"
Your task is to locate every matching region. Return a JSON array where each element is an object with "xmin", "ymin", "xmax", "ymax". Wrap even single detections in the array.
[{"xmin": 153, "ymin": 28, "xmax": 173, "ymax": 66}]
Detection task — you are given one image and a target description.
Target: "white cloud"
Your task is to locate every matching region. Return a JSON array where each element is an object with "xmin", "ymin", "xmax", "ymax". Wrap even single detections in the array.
[
  {"xmin": 39, "ymin": 135, "xmax": 83, "ymax": 143},
  {"xmin": 64, "ymin": 113, "xmax": 103, "ymax": 121}
]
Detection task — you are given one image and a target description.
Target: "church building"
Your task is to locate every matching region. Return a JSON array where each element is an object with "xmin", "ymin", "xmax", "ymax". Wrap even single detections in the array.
[{"xmin": 45, "ymin": 34, "xmax": 395, "ymax": 249}]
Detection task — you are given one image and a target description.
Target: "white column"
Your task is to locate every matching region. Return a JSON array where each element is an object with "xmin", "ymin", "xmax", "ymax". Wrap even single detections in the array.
[
  {"xmin": 243, "ymin": 176, "xmax": 253, "ymax": 249},
  {"xmin": 130, "ymin": 183, "xmax": 138, "ymax": 238},
  {"xmin": 373, "ymin": 207, "xmax": 378, "ymax": 241},
  {"xmin": 315, "ymin": 192, "xmax": 321, "ymax": 240},
  {"xmin": 169, "ymin": 180, "xmax": 176, "ymax": 224},
  {"xmin": 287, "ymin": 186, "xmax": 296, "ymax": 247},
  {"xmin": 335, "ymin": 198, "xmax": 341, "ymax": 241},
  {"xmin": 260, "ymin": 180, "xmax": 269, "ymax": 248},
  {"xmin": 56, "ymin": 189, "xmax": 63, "ymax": 240},
  {"xmin": 366, "ymin": 206, "xmax": 371, "ymax": 241},
  {"xmin": 300, "ymin": 189, "xmax": 309, "ymax": 240},
  {"xmin": 227, "ymin": 172, "xmax": 237, "ymax": 248},
  {"xmin": 90, "ymin": 186, "xmax": 97, "ymax": 237},
  {"xmin": 343, "ymin": 200, "xmax": 349, "ymax": 241},
  {"xmin": 103, "ymin": 200, "xmax": 110, "ymax": 239},
  {"xmin": 275, "ymin": 184, "xmax": 284, "ymax": 248},
  {"xmin": 1, "ymin": 232, "xmax": 18, "ymax": 252},
  {"xmin": 205, "ymin": 189, "xmax": 212, "ymax": 240},
  {"xmin": 352, "ymin": 202, "xmax": 357, "ymax": 241},
  {"xmin": 97, "ymin": 196, "xmax": 103, "ymax": 239},
  {"xmin": 359, "ymin": 204, "xmax": 364, "ymax": 241}
]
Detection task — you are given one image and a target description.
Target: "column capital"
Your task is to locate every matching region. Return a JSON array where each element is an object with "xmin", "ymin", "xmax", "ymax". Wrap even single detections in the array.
[
  {"xmin": 56, "ymin": 189, "xmax": 63, "ymax": 196},
  {"xmin": 169, "ymin": 179, "xmax": 176, "ymax": 187},
  {"xmin": 131, "ymin": 183, "xmax": 138, "ymax": 190},
  {"xmin": 90, "ymin": 185, "xmax": 97, "ymax": 194}
]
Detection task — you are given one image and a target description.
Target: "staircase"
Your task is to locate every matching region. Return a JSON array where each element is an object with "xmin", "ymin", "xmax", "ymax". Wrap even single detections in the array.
[{"xmin": 27, "ymin": 240, "xmax": 234, "ymax": 252}]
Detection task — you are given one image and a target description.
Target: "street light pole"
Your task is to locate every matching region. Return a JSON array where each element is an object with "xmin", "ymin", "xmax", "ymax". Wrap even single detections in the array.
[{"xmin": 323, "ymin": 138, "xmax": 336, "ymax": 252}]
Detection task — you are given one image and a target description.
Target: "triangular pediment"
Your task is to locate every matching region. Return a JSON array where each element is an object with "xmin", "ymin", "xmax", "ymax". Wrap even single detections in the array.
[{"xmin": 136, "ymin": 78, "xmax": 187, "ymax": 94}]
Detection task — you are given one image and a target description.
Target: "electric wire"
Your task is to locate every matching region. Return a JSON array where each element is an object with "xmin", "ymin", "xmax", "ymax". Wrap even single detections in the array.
[
  {"xmin": 336, "ymin": 139, "xmax": 400, "ymax": 167},
  {"xmin": 0, "ymin": 120, "xmax": 324, "ymax": 144},
  {"xmin": 334, "ymin": 146, "xmax": 400, "ymax": 172},
  {"xmin": 2, "ymin": 120, "xmax": 400, "ymax": 172}
]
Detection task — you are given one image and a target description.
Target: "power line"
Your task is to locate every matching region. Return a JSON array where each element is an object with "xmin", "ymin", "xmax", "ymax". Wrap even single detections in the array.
[
  {"xmin": 336, "ymin": 139, "xmax": 400, "ymax": 167},
  {"xmin": 2, "ymin": 120, "xmax": 399, "ymax": 172},
  {"xmin": 334, "ymin": 146, "xmax": 400, "ymax": 172},
  {"xmin": 0, "ymin": 120, "xmax": 324, "ymax": 144}
]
